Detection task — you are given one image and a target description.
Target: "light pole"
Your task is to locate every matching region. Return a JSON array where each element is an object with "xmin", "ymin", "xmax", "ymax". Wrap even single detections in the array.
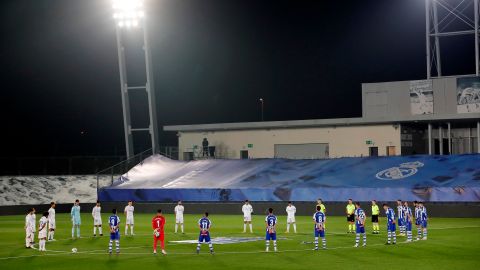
[
  {"xmin": 259, "ymin": 98, "xmax": 264, "ymax": 121},
  {"xmin": 112, "ymin": 0, "xmax": 159, "ymax": 159}
]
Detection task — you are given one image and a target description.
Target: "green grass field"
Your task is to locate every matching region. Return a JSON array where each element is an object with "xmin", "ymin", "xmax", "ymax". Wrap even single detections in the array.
[{"xmin": 0, "ymin": 213, "xmax": 479, "ymax": 270}]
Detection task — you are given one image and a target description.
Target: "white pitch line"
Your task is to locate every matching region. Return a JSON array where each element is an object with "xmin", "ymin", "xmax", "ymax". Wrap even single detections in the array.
[{"xmin": 1, "ymin": 225, "xmax": 478, "ymax": 261}]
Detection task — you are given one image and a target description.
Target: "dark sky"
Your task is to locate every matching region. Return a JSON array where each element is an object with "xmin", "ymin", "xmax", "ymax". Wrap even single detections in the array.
[{"xmin": 0, "ymin": 0, "xmax": 475, "ymax": 157}]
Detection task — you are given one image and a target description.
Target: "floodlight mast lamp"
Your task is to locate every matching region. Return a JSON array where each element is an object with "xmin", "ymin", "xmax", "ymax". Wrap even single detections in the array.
[
  {"xmin": 112, "ymin": 0, "xmax": 159, "ymax": 158},
  {"xmin": 425, "ymin": 0, "xmax": 480, "ymax": 78}
]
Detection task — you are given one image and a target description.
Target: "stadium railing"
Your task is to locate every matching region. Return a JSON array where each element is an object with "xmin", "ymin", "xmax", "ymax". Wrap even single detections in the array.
[{"xmin": 95, "ymin": 147, "xmax": 178, "ymax": 192}]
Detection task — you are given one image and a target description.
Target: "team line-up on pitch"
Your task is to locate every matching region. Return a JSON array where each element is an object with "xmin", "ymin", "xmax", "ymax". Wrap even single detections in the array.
[{"xmin": 24, "ymin": 198, "xmax": 429, "ymax": 254}]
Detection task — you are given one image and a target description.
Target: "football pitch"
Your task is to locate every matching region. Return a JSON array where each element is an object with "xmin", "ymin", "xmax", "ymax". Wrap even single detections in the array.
[{"xmin": 0, "ymin": 213, "xmax": 479, "ymax": 270}]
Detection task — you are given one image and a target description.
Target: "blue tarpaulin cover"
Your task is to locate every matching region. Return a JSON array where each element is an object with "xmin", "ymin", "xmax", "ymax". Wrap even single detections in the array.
[{"xmin": 98, "ymin": 154, "xmax": 480, "ymax": 202}]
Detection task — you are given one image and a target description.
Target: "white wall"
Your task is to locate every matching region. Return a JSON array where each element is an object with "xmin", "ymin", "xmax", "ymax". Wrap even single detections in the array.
[{"xmin": 178, "ymin": 124, "xmax": 401, "ymax": 159}]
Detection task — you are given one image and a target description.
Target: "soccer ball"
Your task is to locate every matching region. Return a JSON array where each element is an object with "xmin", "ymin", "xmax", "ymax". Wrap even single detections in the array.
[{"xmin": 71, "ymin": 248, "xmax": 78, "ymax": 253}]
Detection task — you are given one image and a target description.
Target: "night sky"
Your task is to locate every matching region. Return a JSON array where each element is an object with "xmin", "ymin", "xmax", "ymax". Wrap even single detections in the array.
[{"xmin": 0, "ymin": 0, "xmax": 475, "ymax": 157}]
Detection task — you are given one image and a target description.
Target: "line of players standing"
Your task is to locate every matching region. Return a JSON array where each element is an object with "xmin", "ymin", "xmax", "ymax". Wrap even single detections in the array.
[
  {"xmin": 24, "ymin": 199, "xmax": 137, "ymax": 253},
  {"xmin": 24, "ymin": 198, "xmax": 428, "ymax": 254},
  {"xmin": 345, "ymin": 199, "xmax": 429, "ymax": 247}
]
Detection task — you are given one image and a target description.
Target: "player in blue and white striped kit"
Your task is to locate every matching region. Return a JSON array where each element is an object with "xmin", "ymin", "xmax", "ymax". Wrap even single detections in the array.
[
  {"xmin": 419, "ymin": 202, "xmax": 428, "ymax": 240},
  {"xmin": 353, "ymin": 202, "xmax": 367, "ymax": 247},
  {"xmin": 265, "ymin": 208, "xmax": 278, "ymax": 252},
  {"xmin": 414, "ymin": 201, "xmax": 424, "ymax": 240},
  {"xmin": 383, "ymin": 204, "xmax": 397, "ymax": 245},
  {"xmin": 197, "ymin": 212, "xmax": 214, "ymax": 254},
  {"xmin": 313, "ymin": 205, "xmax": 326, "ymax": 250},
  {"xmin": 108, "ymin": 209, "xmax": 120, "ymax": 254},
  {"xmin": 403, "ymin": 201, "xmax": 413, "ymax": 242},
  {"xmin": 396, "ymin": 200, "xmax": 406, "ymax": 236}
]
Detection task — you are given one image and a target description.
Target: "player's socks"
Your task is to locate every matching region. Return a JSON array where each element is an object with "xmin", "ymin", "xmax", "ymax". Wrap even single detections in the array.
[
  {"xmin": 392, "ymin": 232, "xmax": 397, "ymax": 243},
  {"xmin": 131, "ymin": 226, "xmax": 134, "ymax": 235},
  {"xmin": 322, "ymin": 237, "xmax": 326, "ymax": 249},
  {"xmin": 273, "ymin": 240, "xmax": 277, "ymax": 252},
  {"xmin": 99, "ymin": 227, "xmax": 102, "ymax": 235},
  {"xmin": 417, "ymin": 227, "xmax": 422, "ymax": 239},
  {"xmin": 265, "ymin": 240, "xmax": 269, "ymax": 251},
  {"xmin": 181, "ymin": 224, "xmax": 184, "ymax": 233},
  {"xmin": 314, "ymin": 236, "xmax": 319, "ymax": 249},
  {"xmin": 77, "ymin": 227, "xmax": 80, "ymax": 238},
  {"xmin": 108, "ymin": 240, "xmax": 113, "ymax": 253},
  {"xmin": 423, "ymin": 229, "xmax": 427, "ymax": 239},
  {"xmin": 196, "ymin": 242, "xmax": 201, "ymax": 253},
  {"xmin": 175, "ymin": 224, "xmax": 178, "ymax": 233},
  {"xmin": 249, "ymin": 224, "xmax": 253, "ymax": 233},
  {"xmin": 293, "ymin": 224, "xmax": 297, "ymax": 233},
  {"xmin": 115, "ymin": 240, "xmax": 120, "ymax": 253},
  {"xmin": 362, "ymin": 233, "xmax": 366, "ymax": 246},
  {"xmin": 243, "ymin": 224, "xmax": 246, "ymax": 233},
  {"xmin": 387, "ymin": 231, "xmax": 391, "ymax": 244},
  {"xmin": 94, "ymin": 227, "xmax": 97, "ymax": 236},
  {"xmin": 208, "ymin": 242, "xmax": 213, "ymax": 253},
  {"xmin": 72, "ymin": 227, "xmax": 75, "ymax": 238},
  {"xmin": 125, "ymin": 226, "xmax": 128, "ymax": 236},
  {"xmin": 286, "ymin": 223, "xmax": 290, "ymax": 233},
  {"xmin": 355, "ymin": 233, "xmax": 360, "ymax": 246},
  {"xmin": 407, "ymin": 230, "xmax": 412, "ymax": 241}
]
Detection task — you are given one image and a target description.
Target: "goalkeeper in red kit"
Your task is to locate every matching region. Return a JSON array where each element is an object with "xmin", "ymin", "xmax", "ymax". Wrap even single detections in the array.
[{"xmin": 152, "ymin": 209, "xmax": 166, "ymax": 255}]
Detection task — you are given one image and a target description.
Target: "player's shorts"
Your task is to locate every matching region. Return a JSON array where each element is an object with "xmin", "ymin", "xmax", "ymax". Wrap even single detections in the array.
[
  {"xmin": 405, "ymin": 222, "xmax": 412, "ymax": 231},
  {"xmin": 347, "ymin": 214, "xmax": 355, "ymax": 222},
  {"xmin": 198, "ymin": 232, "xmax": 211, "ymax": 243},
  {"xmin": 175, "ymin": 216, "xmax": 184, "ymax": 223},
  {"xmin": 110, "ymin": 231, "xmax": 120, "ymax": 240},
  {"xmin": 48, "ymin": 221, "xmax": 56, "ymax": 230},
  {"xmin": 154, "ymin": 233, "xmax": 165, "ymax": 241},
  {"xmin": 415, "ymin": 219, "xmax": 421, "ymax": 226},
  {"xmin": 355, "ymin": 224, "xmax": 365, "ymax": 234},
  {"xmin": 126, "ymin": 216, "xmax": 134, "ymax": 225},
  {"xmin": 72, "ymin": 218, "xmax": 81, "ymax": 225},
  {"xmin": 387, "ymin": 223, "xmax": 396, "ymax": 232},
  {"xmin": 371, "ymin": 215, "xmax": 379, "ymax": 223},
  {"xmin": 38, "ymin": 230, "xmax": 47, "ymax": 239},
  {"xmin": 287, "ymin": 217, "xmax": 296, "ymax": 223},
  {"xmin": 265, "ymin": 232, "xmax": 277, "ymax": 240},
  {"xmin": 94, "ymin": 218, "xmax": 102, "ymax": 226},
  {"xmin": 421, "ymin": 220, "xmax": 427, "ymax": 228},
  {"xmin": 397, "ymin": 218, "xmax": 404, "ymax": 226},
  {"xmin": 243, "ymin": 215, "xmax": 252, "ymax": 222},
  {"xmin": 314, "ymin": 228, "xmax": 325, "ymax": 238}
]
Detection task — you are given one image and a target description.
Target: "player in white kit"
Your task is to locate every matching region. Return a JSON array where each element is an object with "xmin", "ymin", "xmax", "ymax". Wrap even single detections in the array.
[
  {"xmin": 31, "ymin": 208, "xmax": 36, "ymax": 243},
  {"xmin": 92, "ymin": 201, "xmax": 103, "ymax": 237},
  {"xmin": 47, "ymin": 202, "xmax": 56, "ymax": 241},
  {"xmin": 174, "ymin": 200, "xmax": 185, "ymax": 234},
  {"xmin": 242, "ymin": 200, "xmax": 254, "ymax": 233},
  {"xmin": 25, "ymin": 208, "xmax": 34, "ymax": 248},
  {"xmin": 285, "ymin": 201, "xmax": 297, "ymax": 233},
  {"xmin": 38, "ymin": 212, "xmax": 49, "ymax": 251},
  {"xmin": 124, "ymin": 200, "xmax": 135, "ymax": 236}
]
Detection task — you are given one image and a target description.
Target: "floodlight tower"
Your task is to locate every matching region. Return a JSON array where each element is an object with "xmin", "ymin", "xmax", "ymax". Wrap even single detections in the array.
[
  {"xmin": 425, "ymin": 0, "xmax": 480, "ymax": 78},
  {"xmin": 112, "ymin": 0, "xmax": 159, "ymax": 158}
]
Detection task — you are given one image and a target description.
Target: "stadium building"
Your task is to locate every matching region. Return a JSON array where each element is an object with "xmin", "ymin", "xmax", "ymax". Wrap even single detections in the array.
[{"xmin": 165, "ymin": 76, "xmax": 480, "ymax": 160}]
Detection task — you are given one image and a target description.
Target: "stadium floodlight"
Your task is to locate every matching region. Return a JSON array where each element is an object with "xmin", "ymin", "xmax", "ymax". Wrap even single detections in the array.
[
  {"xmin": 112, "ymin": 0, "xmax": 160, "ymax": 159},
  {"xmin": 112, "ymin": 0, "xmax": 145, "ymax": 28}
]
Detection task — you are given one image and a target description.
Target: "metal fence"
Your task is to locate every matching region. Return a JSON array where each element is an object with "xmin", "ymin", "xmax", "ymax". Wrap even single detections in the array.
[
  {"xmin": 0, "ymin": 156, "xmax": 126, "ymax": 176},
  {"xmin": 0, "ymin": 146, "xmax": 178, "ymax": 176},
  {"xmin": 95, "ymin": 147, "xmax": 178, "ymax": 192}
]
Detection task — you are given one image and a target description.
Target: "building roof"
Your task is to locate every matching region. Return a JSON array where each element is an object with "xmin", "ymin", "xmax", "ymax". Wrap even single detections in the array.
[{"xmin": 164, "ymin": 114, "xmax": 479, "ymax": 132}]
